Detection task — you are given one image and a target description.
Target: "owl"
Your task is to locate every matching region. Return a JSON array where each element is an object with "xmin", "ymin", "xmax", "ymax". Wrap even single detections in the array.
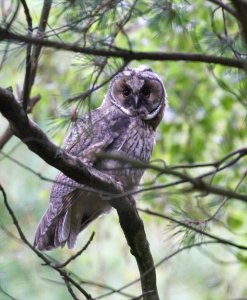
[{"xmin": 34, "ymin": 67, "xmax": 167, "ymax": 250}]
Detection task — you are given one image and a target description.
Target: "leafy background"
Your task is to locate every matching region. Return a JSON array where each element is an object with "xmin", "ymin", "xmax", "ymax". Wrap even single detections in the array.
[{"xmin": 0, "ymin": 1, "xmax": 246, "ymax": 299}]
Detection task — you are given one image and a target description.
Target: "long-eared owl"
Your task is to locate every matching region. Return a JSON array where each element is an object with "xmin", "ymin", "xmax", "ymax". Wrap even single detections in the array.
[{"xmin": 34, "ymin": 67, "xmax": 167, "ymax": 250}]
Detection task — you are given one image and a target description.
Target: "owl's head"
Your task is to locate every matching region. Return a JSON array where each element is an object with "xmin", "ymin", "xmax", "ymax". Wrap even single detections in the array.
[{"xmin": 106, "ymin": 67, "xmax": 166, "ymax": 127}]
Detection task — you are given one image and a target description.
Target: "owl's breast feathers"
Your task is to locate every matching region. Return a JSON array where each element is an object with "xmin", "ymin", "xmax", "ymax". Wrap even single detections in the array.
[
  {"xmin": 65, "ymin": 106, "xmax": 156, "ymax": 189},
  {"xmin": 91, "ymin": 107, "xmax": 156, "ymax": 189},
  {"xmin": 34, "ymin": 68, "xmax": 165, "ymax": 250}
]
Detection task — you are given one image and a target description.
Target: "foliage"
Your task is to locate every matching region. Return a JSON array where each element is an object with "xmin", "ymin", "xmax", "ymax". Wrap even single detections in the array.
[{"xmin": 0, "ymin": 0, "xmax": 246, "ymax": 299}]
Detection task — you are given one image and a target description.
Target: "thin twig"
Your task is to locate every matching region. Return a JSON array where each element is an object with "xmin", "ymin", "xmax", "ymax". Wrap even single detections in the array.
[
  {"xmin": 5, "ymin": 1, "xmax": 20, "ymax": 31},
  {"xmin": 0, "ymin": 184, "xmax": 93, "ymax": 299},
  {"xmin": 27, "ymin": 0, "xmax": 53, "ymax": 91},
  {"xmin": 0, "ymin": 283, "xmax": 17, "ymax": 300},
  {"xmin": 95, "ymin": 241, "xmax": 217, "ymax": 299},
  {"xmin": 138, "ymin": 208, "xmax": 247, "ymax": 250},
  {"xmin": 56, "ymin": 232, "xmax": 95, "ymax": 268},
  {"xmin": 20, "ymin": 0, "xmax": 33, "ymax": 111},
  {"xmin": 63, "ymin": 276, "xmax": 81, "ymax": 300},
  {"xmin": 207, "ymin": 0, "xmax": 238, "ymax": 18}
]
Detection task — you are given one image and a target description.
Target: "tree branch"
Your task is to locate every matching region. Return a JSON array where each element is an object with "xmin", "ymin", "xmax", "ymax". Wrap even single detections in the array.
[
  {"xmin": 0, "ymin": 94, "xmax": 41, "ymax": 150},
  {"xmin": 0, "ymin": 184, "xmax": 93, "ymax": 299},
  {"xmin": 207, "ymin": 0, "xmax": 238, "ymax": 18},
  {"xmin": 28, "ymin": 0, "xmax": 52, "ymax": 92},
  {"xmin": 20, "ymin": 0, "xmax": 33, "ymax": 111},
  {"xmin": 110, "ymin": 196, "xmax": 159, "ymax": 300},
  {"xmin": 231, "ymin": 0, "xmax": 247, "ymax": 48},
  {"xmin": 138, "ymin": 208, "xmax": 247, "ymax": 250},
  {"xmin": 98, "ymin": 151, "xmax": 247, "ymax": 202},
  {"xmin": 0, "ymin": 87, "xmax": 159, "ymax": 300},
  {"xmin": 0, "ymin": 1, "xmax": 52, "ymax": 147},
  {"xmin": 57, "ymin": 232, "xmax": 95, "ymax": 269},
  {"xmin": 0, "ymin": 28, "xmax": 245, "ymax": 69}
]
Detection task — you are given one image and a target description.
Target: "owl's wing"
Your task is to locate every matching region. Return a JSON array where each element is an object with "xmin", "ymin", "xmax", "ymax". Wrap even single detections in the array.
[
  {"xmin": 34, "ymin": 110, "xmax": 130, "ymax": 250},
  {"xmin": 50, "ymin": 110, "xmax": 130, "ymax": 201}
]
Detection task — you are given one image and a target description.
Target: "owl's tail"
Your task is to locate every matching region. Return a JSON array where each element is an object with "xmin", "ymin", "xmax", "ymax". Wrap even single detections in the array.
[{"xmin": 34, "ymin": 196, "xmax": 109, "ymax": 251}]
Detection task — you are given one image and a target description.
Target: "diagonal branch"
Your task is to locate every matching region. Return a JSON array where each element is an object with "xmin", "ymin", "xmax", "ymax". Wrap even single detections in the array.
[
  {"xmin": 207, "ymin": 0, "xmax": 237, "ymax": 18},
  {"xmin": 0, "ymin": 94, "xmax": 41, "ymax": 150},
  {"xmin": 57, "ymin": 232, "xmax": 95, "ymax": 269},
  {"xmin": 0, "ymin": 184, "xmax": 93, "ymax": 299},
  {"xmin": 0, "ymin": 87, "xmax": 159, "ymax": 300},
  {"xmin": 138, "ymin": 208, "xmax": 247, "ymax": 250},
  {"xmin": 97, "ymin": 152, "xmax": 247, "ymax": 202}
]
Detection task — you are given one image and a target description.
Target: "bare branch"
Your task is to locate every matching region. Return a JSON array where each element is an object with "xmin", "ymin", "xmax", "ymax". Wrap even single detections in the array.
[
  {"xmin": 110, "ymin": 195, "xmax": 159, "ymax": 300},
  {"xmin": 0, "ymin": 184, "xmax": 93, "ymax": 299},
  {"xmin": 0, "ymin": 94, "xmax": 41, "ymax": 150},
  {"xmin": 28, "ymin": 0, "xmax": 52, "ymax": 91},
  {"xmin": 63, "ymin": 276, "xmax": 81, "ymax": 300},
  {"xmin": 5, "ymin": 1, "xmax": 20, "ymax": 31},
  {"xmin": 207, "ymin": 0, "xmax": 238, "ymax": 18},
  {"xmin": 95, "ymin": 241, "xmax": 218, "ymax": 299},
  {"xmin": 0, "ymin": 28, "xmax": 245, "ymax": 69},
  {"xmin": 20, "ymin": 0, "xmax": 33, "ymax": 111},
  {"xmin": 41, "ymin": 275, "xmax": 136, "ymax": 299},
  {"xmin": 0, "ymin": 283, "xmax": 17, "ymax": 300},
  {"xmin": 57, "ymin": 232, "xmax": 95, "ymax": 269}
]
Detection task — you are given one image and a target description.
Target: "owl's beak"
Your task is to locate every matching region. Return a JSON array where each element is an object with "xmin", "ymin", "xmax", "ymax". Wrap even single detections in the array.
[{"xmin": 133, "ymin": 95, "xmax": 139, "ymax": 109}]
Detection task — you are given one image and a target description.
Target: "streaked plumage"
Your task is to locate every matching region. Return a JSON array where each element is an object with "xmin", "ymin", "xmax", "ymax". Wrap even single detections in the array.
[{"xmin": 34, "ymin": 67, "xmax": 167, "ymax": 250}]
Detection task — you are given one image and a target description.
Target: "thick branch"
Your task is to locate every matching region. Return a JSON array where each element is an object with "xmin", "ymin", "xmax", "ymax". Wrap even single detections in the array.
[
  {"xmin": 110, "ymin": 197, "xmax": 159, "ymax": 300},
  {"xmin": 231, "ymin": 0, "xmax": 247, "ymax": 47},
  {"xmin": 0, "ymin": 88, "xmax": 118, "ymax": 192},
  {"xmin": 0, "ymin": 87, "xmax": 159, "ymax": 300},
  {"xmin": 20, "ymin": 0, "xmax": 33, "ymax": 111},
  {"xmin": 0, "ymin": 28, "xmax": 245, "ymax": 69},
  {"xmin": 0, "ymin": 94, "xmax": 41, "ymax": 150},
  {"xmin": 0, "ymin": 127, "xmax": 13, "ymax": 150}
]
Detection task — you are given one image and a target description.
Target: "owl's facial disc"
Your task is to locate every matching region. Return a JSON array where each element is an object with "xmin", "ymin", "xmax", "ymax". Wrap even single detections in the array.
[{"xmin": 110, "ymin": 75, "xmax": 165, "ymax": 121}]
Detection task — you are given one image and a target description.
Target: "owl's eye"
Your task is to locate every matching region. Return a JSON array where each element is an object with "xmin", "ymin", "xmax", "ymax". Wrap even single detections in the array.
[
  {"xmin": 122, "ymin": 86, "xmax": 131, "ymax": 97},
  {"xmin": 141, "ymin": 86, "xmax": 151, "ymax": 97}
]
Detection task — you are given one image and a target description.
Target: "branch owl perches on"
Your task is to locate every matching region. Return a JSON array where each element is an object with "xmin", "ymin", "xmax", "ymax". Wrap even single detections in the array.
[{"xmin": 34, "ymin": 67, "xmax": 167, "ymax": 250}]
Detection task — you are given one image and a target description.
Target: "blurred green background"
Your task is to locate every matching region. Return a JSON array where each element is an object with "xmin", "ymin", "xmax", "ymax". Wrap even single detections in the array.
[{"xmin": 0, "ymin": 1, "xmax": 247, "ymax": 299}]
